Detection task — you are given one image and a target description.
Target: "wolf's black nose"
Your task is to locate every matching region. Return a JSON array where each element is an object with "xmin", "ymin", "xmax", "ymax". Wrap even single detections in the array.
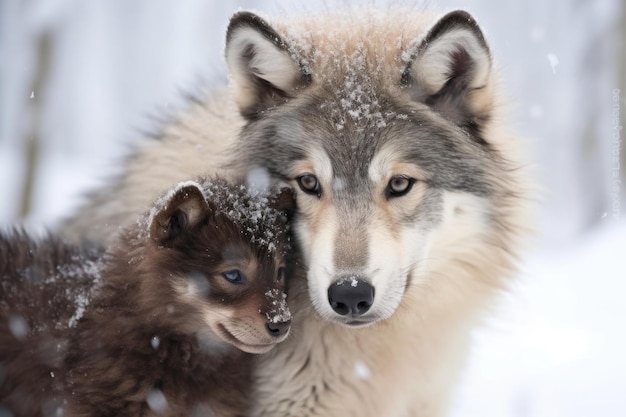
[
  {"xmin": 266, "ymin": 320, "xmax": 291, "ymax": 337},
  {"xmin": 328, "ymin": 277, "xmax": 375, "ymax": 316}
]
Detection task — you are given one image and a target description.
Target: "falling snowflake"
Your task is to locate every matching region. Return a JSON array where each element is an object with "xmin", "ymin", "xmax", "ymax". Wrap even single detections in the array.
[{"xmin": 547, "ymin": 53, "xmax": 559, "ymax": 74}]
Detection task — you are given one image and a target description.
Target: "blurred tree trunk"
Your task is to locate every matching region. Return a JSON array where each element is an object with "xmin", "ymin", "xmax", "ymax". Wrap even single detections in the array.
[
  {"xmin": 617, "ymin": 4, "xmax": 626, "ymax": 180},
  {"xmin": 19, "ymin": 31, "xmax": 51, "ymax": 219}
]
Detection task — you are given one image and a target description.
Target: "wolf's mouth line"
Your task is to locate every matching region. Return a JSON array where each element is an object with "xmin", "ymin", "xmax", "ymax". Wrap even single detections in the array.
[
  {"xmin": 327, "ymin": 313, "xmax": 379, "ymax": 328},
  {"xmin": 339, "ymin": 318, "xmax": 377, "ymax": 328}
]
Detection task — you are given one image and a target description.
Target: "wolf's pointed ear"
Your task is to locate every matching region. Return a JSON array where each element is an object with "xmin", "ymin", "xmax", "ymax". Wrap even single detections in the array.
[
  {"xmin": 402, "ymin": 10, "xmax": 493, "ymax": 131},
  {"xmin": 150, "ymin": 183, "xmax": 210, "ymax": 244},
  {"xmin": 225, "ymin": 11, "xmax": 311, "ymax": 119},
  {"xmin": 270, "ymin": 187, "xmax": 296, "ymax": 220}
]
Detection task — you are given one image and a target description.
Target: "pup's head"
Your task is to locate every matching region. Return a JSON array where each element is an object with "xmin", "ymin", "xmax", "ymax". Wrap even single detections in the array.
[
  {"xmin": 142, "ymin": 178, "xmax": 293, "ymax": 353},
  {"xmin": 225, "ymin": 10, "xmax": 521, "ymax": 327}
]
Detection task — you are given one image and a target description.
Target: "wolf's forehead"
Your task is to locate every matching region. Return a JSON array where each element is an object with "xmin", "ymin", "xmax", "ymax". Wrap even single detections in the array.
[
  {"xmin": 317, "ymin": 67, "xmax": 405, "ymax": 133},
  {"xmin": 258, "ymin": 89, "xmax": 494, "ymax": 196},
  {"xmin": 292, "ymin": 137, "xmax": 389, "ymax": 192}
]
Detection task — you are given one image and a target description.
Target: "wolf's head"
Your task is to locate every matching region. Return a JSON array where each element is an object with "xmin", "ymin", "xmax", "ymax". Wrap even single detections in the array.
[{"xmin": 224, "ymin": 9, "xmax": 522, "ymax": 327}]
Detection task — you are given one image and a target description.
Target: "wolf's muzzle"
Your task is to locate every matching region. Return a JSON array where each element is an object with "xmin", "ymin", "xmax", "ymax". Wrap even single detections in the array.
[{"xmin": 327, "ymin": 277, "xmax": 375, "ymax": 317}]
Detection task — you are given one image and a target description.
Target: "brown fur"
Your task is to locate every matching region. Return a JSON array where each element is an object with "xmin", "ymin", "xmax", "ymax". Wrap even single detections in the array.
[
  {"xmin": 1, "ymin": 178, "xmax": 294, "ymax": 417},
  {"xmin": 0, "ymin": 232, "xmax": 101, "ymax": 416}
]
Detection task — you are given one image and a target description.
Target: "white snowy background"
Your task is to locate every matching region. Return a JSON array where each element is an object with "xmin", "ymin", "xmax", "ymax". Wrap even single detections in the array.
[{"xmin": 1, "ymin": 1, "xmax": 625, "ymax": 416}]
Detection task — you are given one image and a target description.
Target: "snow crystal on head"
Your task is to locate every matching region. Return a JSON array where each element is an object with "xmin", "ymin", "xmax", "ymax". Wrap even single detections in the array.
[
  {"xmin": 202, "ymin": 178, "xmax": 290, "ymax": 254},
  {"xmin": 316, "ymin": 45, "xmax": 410, "ymax": 132},
  {"xmin": 336, "ymin": 47, "xmax": 388, "ymax": 128},
  {"xmin": 275, "ymin": 9, "xmax": 432, "ymax": 132},
  {"xmin": 280, "ymin": 33, "xmax": 396, "ymax": 131},
  {"xmin": 265, "ymin": 288, "xmax": 291, "ymax": 324}
]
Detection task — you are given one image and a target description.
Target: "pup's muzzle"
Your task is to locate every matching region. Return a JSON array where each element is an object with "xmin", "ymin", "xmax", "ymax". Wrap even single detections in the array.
[{"xmin": 266, "ymin": 320, "xmax": 291, "ymax": 338}]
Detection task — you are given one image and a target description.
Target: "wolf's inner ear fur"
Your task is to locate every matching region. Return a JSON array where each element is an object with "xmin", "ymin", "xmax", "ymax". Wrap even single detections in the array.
[
  {"xmin": 402, "ymin": 10, "xmax": 493, "ymax": 130},
  {"xmin": 225, "ymin": 11, "xmax": 310, "ymax": 119},
  {"xmin": 150, "ymin": 184, "xmax": 209, "ymax": 244}
]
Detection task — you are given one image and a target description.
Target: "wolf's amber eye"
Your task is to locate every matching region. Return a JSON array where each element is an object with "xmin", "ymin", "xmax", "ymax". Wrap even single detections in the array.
[
  {"xmin": 277, "ymin": 267, "xmax": 286, "ymax": 285},
  {"xmin": 387, "ymin": 175, "xmax": 415, "ymax": 198},
  {"xmin": 297, "ymin": 174, "xmax": 321, "ymax": 197},
  {"xmin": 222, "ymin": 269, "xmax": 244, "ymax": 284}
]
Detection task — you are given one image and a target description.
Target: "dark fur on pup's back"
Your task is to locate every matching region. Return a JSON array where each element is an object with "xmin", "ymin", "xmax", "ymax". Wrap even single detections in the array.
[
  {"xmin": 1, "ymin": 178, "xmax": 294, "ymax": 417},
  {"xmin": 0, "ymin": 232, "xmax": 102, "ymax": 416}
]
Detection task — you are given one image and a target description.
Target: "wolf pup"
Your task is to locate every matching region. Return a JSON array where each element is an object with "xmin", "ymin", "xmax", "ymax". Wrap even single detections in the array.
[
  {"xmin": 62, "ymin": 7, "xmax": 529, "ymax": 417},
  {"xmin": 1, "ymin": 178, "xmax": 293, "ymax": 417}
]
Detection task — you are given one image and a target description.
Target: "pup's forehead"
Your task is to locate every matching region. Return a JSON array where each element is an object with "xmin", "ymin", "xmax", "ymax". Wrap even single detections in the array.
[
  {"xmin": 220, "ymin": 242, "xmax": 251, "ymax": 262},
  {"xmin": 201, "ymin": 179, "xmax": 290, "ymax": 254}
]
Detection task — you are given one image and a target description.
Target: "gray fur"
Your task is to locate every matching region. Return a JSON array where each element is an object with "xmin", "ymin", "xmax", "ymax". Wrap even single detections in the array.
[{"xmin": 332, "ymin": 195, "xmax": 371, "ymax": 273}]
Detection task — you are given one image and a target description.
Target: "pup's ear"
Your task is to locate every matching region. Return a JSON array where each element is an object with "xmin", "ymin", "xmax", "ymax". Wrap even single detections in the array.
[
  {"xmin": 150, "ymin": 183, "xmax": 209, "ymax": 244},
  {"xmin": 225, "ymin": 11, "xmax": 311, "ymax": 119},
  {"xmin": 401, "ymin": 10, "xmax": 493, "ymax": 132},
  {"xmin": 269, "ymin": 187, "xmax": 296, "ymax": 220}
]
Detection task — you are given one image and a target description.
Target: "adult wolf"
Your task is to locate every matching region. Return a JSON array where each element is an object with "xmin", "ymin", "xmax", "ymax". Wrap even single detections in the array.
[{"xmin": 63, "ymin": 7, "xmax": 528, "ymax": 417}]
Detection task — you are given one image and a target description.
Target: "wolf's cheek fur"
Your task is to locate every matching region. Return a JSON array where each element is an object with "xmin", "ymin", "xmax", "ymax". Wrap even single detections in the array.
[
  {"xmin": 291, "ymin": 197, "xmax": 338, "ymax": 319},
  {"xmin": 363, "ymin": 215, "xmax": 413, "ymax": 320}
]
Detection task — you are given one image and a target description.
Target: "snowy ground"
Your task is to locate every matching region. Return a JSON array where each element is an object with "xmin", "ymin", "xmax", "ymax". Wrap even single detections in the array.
[{"xmin": 451, "ymin": 221, "xmax": 626, "ymax": 417}]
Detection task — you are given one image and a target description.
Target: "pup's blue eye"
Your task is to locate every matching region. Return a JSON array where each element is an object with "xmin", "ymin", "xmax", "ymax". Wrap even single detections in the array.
[{"xmin": 222, "ymin": 269, "xmax": 244, "ymax": 284}]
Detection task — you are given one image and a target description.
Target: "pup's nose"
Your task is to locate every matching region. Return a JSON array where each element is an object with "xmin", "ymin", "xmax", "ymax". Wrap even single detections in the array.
[
  {"xmin": 266, "ymin": 320, "xmax": 291, "ymax": 337},
  {"xmin": 327, "ymin": 277, "xmax": 375, "ymax": 316}
]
